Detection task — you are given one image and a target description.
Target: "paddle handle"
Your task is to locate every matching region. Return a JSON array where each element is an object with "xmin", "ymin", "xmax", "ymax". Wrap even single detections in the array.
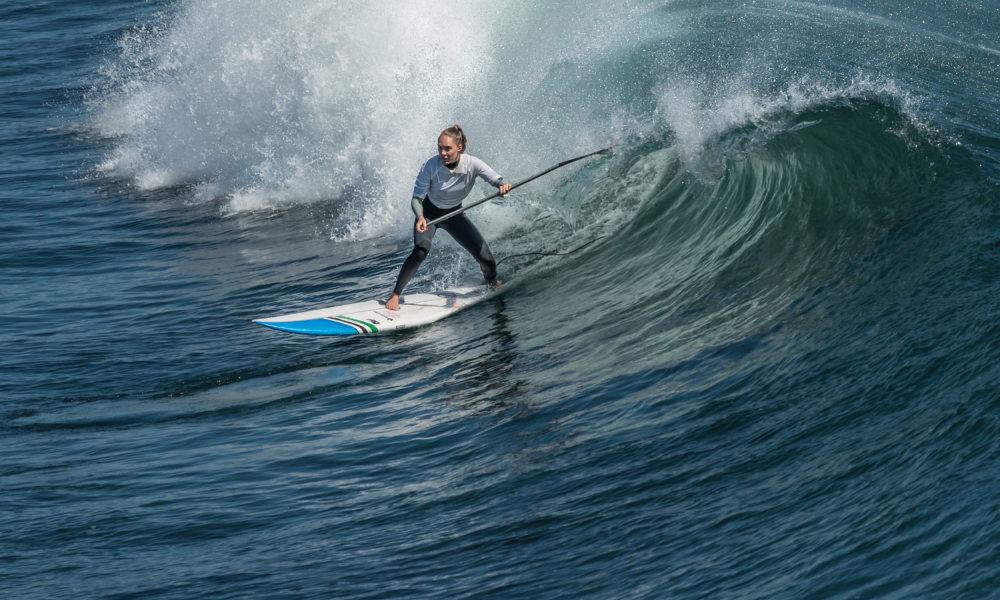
[{"xmin": 424, "ymin": 147, "xmax": 613, "ymax": 227}]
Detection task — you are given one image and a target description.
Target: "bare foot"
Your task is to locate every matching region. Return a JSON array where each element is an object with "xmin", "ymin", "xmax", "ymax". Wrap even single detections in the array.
[
  {"xmin": 386, "ymin": 293, "xmax": 401, "ymax": 311},
  {"xmin": 487, "ymin": 280, "xmax": 502, "ymax": 292}
]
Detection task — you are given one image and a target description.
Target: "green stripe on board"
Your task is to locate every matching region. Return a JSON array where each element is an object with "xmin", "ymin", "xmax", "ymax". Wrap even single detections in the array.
[
  {"xmin": 337, "ymin": 315, "xmax": 378, "ymax": 333},
  {"xmin": 326, "ymin": 317, "xmax": 366, "ymax": 334}
]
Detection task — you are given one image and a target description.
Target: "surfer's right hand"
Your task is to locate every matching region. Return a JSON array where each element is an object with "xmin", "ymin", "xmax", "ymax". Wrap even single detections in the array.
[{"xmin": 416, "ymin": 216, "xmax": 427, "ymax": 232}]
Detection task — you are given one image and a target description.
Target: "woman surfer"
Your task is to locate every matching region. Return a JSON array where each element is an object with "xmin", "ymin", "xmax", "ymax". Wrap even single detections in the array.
[{"xmin": 385, "ymin": 125, "xmax": 512, "ymax": 311}]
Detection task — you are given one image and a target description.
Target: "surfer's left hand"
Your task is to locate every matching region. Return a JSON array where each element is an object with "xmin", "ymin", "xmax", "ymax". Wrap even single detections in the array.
[{"xmin": 498, "ymin": 184, "xmax": 512, "ymax": 196}]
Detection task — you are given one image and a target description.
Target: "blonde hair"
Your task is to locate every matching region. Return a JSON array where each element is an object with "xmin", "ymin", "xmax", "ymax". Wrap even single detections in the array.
[{"xmin": 440, "ymin": 125, "xmax": 466, "ymax": 152}]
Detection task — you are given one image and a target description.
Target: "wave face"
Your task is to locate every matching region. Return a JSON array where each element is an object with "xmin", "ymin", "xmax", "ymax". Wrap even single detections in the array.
[{"xmin": 7, "ymin": 0, "xmax": 1000, "ymax": 598}]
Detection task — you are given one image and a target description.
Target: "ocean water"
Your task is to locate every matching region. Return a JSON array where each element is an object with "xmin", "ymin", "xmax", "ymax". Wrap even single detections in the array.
[{"xmin": 5, "ymin": 0, "xmax": 1000, "ymax": 597}]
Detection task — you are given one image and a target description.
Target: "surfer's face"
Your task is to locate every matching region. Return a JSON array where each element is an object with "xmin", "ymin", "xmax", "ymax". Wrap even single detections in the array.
[{"xmin": 438, "ymin": 135, "xmax": 463, "ymax": 164}]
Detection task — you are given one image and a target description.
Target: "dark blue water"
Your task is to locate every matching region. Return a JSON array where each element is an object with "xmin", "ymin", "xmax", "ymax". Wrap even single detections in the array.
[{"xmin": 5, "ymin": 0, "xmax": 1000, "ymax": 597}]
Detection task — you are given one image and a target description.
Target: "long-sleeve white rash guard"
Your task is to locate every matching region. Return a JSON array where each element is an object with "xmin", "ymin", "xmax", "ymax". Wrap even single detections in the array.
[{"xmin": 412, "ymin": 154, "xmax": 507, "ymax": 211}]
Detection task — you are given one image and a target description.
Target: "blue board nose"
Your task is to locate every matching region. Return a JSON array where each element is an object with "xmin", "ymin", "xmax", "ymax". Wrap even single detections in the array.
[{"xmin": 256, "ymin": 319, "xmax": 360, "ymax": 336}]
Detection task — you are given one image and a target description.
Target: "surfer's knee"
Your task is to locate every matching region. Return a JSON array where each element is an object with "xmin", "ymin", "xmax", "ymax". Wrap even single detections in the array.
[{"xmin": 412, "ymin": 243, "xmax": 430, "ymax": 263}]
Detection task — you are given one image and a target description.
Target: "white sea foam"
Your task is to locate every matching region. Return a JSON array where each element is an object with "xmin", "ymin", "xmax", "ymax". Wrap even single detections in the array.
[
  {"xmin": 90, "ymin": 0, "xmax": 670, "ymax": 237},
  {"xmin": 93, "ymin": 0, "xmax": 511, "ymax": 231}
]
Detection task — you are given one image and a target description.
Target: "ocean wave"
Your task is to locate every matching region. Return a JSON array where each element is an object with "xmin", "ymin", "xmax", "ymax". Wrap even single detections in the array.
[
  {"xmin": 88, "ymin": 0, "xmax": 979, "ymax": 246},
  {"xmin": 491, "ymin": 99, "xmax": 953, "ymax": 374}
]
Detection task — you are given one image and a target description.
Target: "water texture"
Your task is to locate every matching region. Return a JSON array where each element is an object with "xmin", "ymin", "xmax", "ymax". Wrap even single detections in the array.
[{"xmin": 4, "ymin": 0, "xmax": 1000, "ymax": 598}]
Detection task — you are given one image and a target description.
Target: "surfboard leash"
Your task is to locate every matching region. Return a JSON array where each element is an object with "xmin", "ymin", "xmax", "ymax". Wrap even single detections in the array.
[{"xmin": 496, "ymin": 236, "xmax": 605, "ymax": 268}]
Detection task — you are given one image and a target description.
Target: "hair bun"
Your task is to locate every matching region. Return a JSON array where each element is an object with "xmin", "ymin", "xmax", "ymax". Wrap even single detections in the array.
[{"xmin": 441, "ymin": 125, "xmax": 467, "ymax": 152}]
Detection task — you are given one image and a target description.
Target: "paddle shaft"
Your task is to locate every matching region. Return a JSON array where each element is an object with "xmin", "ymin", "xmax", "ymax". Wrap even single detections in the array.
[{"xmin": 425, "ymin": 147, "xmax": 612, "ymax": 227}]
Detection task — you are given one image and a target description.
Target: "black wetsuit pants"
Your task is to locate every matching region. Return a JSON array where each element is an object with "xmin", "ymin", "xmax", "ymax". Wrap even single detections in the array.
[{"xmin": 392, "ymin": 198, "xmax": 497, "ymax": 296}]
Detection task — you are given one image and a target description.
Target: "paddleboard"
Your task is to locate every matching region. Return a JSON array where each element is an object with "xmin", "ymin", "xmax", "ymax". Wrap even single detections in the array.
[{"xmin": 253, "ymin": 286, "xmax": 490, "ymax": 336}]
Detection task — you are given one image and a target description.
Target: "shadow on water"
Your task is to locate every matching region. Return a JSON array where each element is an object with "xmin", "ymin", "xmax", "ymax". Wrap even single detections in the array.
[{"xmin": 437, "ymin": 297, "xmax": 533, "ymax": 415}]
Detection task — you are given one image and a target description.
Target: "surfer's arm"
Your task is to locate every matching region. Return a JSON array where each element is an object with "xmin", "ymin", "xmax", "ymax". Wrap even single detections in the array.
[
  {"xmin": 494, "ymin": 177, "xmax": 512, "ymax": 196},
  {"xmin": 410, "ymin": 158, "xmax": 433, "ymax": 232},
  {"xmin": 412, "ymin": 159, "xmax": 433, "ymax": 200},
  {"xmin": 470, "ymin": 157, "xmax": 512, "ymax": 196},
  {"xmin": 411, "ymin": 197, "xmax": 428, "ymax": 232}
]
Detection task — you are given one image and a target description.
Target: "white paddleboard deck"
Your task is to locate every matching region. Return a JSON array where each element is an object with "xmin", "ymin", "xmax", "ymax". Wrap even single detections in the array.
[{"xmin": 254, "ymin": 287, "xmax": 490, "ymax": 336}]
